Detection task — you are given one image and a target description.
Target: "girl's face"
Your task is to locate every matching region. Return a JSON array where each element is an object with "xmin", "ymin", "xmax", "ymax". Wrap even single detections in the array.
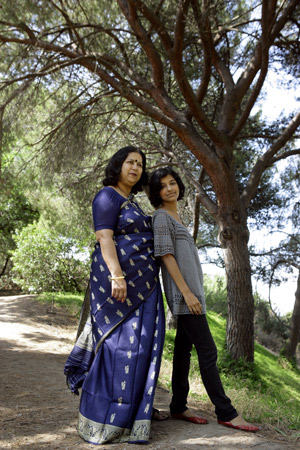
[
  {"xmin": 159, "ymin": 174, "xmax": 180, "ymax": 204},
  {"xmin": 118, "ymin": 152, "xmax": 143, "ymax": 188}
]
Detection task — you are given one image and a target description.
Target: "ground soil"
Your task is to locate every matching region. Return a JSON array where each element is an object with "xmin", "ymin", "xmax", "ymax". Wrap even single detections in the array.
[{"xmin": 0, "ymin": 293, "xmax": 298, "ymax": 450}]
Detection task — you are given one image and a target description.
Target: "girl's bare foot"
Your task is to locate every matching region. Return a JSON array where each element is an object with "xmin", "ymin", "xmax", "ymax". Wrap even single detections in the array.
[{"xmin": 231, "ymin": 415, "xmax": 253, "ymax": 426}]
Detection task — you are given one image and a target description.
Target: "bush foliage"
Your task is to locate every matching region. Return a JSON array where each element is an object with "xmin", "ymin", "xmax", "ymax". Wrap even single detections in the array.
[
  {"xmin": 12, "ymin": 221, "xmax": 90, "ymax": 293},
  {"xmin": 203, "ymin": 274, "xmax": 227, "ymax": 315}
]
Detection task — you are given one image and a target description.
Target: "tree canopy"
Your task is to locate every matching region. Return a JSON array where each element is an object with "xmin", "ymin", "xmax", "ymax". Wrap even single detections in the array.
[{"xmin": 1, "ymin": 0, "xmax": 300, "ymax": 361}]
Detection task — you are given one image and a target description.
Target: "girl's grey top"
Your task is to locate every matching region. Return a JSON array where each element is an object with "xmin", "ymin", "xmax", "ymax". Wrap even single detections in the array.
[{"xmin": 152, "ymin": 209, "xmax": 206, "ymax": 316}]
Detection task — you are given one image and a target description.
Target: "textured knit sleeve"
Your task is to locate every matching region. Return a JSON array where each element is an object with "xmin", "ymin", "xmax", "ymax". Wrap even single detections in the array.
[
  {"xmin": 152, "ymin": 211, "xmax": 175, "ymax": 257},
  {"xmin": 92, "ymin": 187, "xmax": 122, "ymax": 231}
]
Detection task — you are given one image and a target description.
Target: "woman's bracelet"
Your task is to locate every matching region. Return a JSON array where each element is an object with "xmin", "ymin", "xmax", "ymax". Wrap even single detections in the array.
[{"xmin": 111, "ymin": 276, "xmax": 125, "ymax": 280}]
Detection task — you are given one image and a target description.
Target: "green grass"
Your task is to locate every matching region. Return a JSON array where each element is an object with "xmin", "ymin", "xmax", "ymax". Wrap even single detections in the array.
[
  {"xmin": 39, "ymin": 291, "xmax": 84, "ymax": 317},
  {"xmin": 39, "ymin": 292, "xmax": 300, "ymax": 440}
]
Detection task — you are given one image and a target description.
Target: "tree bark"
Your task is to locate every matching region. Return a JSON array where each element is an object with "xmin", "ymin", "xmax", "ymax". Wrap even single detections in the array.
[
  {"xmin": 0, "ymin": 256, "xmax": 10, "ymax": 278},
  {"xmin": 285, "ymin": 269, "xmax": 300, "ymax": 359},
  {"xmin": 216, "ymin": 164, "xmax": 254, "ymax": 362},
  {"xmin": 166, "ymin": 306, "xmax": 177, "ymax": 330},
  {"xmin": 193, "ymin": 193, "xmax": 201, "ymax": 242},
  {"xmin": 221, "ymin": 230, "xmax": 254, "ymax": 361}
]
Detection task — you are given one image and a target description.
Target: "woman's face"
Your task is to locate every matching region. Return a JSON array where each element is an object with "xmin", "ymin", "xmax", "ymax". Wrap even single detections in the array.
[
  {"xmin": 118, "ymin": 152, "xmax": 143, "ymax": 188},
  {"xmin": 159, "ymin": 174, "xmax": 180, "ymax": 204}
]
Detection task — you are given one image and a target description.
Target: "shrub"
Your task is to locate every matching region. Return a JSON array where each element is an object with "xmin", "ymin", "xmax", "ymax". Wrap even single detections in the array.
[
  {"xmin": 254, "ymin": 298, "xmax": 290, "ymax": 352},
  {"xmin": 203, "ymin": 274, "xmax": 227, "ymax": 316},
  {"xmin": 11, "ymin": 221, "xmax": 90, "ymax": 293}
]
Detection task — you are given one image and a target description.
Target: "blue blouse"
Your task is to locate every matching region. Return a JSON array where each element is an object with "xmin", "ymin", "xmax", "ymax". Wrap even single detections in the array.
[{"xmin": 93, "ymin": 187, "xmax": 125, "ymax": 231}]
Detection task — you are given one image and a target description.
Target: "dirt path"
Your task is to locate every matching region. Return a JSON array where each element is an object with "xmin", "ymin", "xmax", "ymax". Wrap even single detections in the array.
[{"xmin": 0, "ymin": 294, "xmax": 297, "ymax": 450}]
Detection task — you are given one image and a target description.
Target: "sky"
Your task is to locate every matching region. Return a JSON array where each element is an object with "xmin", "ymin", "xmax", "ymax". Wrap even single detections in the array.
[{"xmin": 254, "ymin": 69, "xmax": 300, "ymax": 121}]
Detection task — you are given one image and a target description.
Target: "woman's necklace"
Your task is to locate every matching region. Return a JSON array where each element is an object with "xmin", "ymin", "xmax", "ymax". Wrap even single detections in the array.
[
  {"xmin": 115, "ymin": 185, "xmax": 131, "ymax": 198},
  {"xmin": 112, "ymin": 184, "xmax": 148, "ymax": 218},
  {"xmin": 116, "ymin": 187, "xmax": 149, "ymax": 218}
]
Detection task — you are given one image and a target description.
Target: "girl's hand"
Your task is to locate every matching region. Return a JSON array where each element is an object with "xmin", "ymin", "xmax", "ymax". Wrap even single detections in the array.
[
  {"xmin": 111, "ymin": 278, "xmax": 127, "ymax": 303},
  {"xmin": 183, "ymin": 292, "xmax": 202, "ymax": 315}
]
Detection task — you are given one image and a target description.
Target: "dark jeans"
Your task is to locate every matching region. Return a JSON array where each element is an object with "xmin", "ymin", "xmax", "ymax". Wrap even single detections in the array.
[{"xmin": 170, "ymin": 314, "xmax": 238, "ymax": 422}]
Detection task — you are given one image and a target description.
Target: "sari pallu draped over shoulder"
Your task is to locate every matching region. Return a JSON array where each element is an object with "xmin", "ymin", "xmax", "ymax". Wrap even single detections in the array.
[{"xmin": 64, "ymin": 193, "xmax": 165, "ymax": 445}]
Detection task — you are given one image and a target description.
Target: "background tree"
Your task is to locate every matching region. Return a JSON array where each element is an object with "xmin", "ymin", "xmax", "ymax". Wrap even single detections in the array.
[
  {"xmin": 266, "ymin": 228, "xmax": 300, "ymax": 360},
  {"xmin": 285, "ymin": 264, "xmax": 300, "ymax": 359},
  {"xmin": 283, "ymin": 200, "xmax": 300, "ymax": 359},
  {"xmin": 1, "ymin": 0, "xmax": 300, "ymax": 361},
  {"xmin": 270, "ymin": 256, "xmax": 300, "ymax": 360},
  {"xmin": 250, "ymin": 183, "xmax": 300, "ymax": 359},
  {"xmin": 0, "ymin": 174, "xmax": 39, "ymax": 288}
]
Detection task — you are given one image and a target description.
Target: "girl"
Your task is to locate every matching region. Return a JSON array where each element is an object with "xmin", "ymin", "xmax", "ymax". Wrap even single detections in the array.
[{"xmin": 149, "ymin": 167, "xmax": 259, "ymax": 432}]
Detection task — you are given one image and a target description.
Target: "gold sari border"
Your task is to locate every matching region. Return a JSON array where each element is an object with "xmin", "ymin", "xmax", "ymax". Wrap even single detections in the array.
[{"xmin": 78, "ymin": 412, "xmax": 151, "ymax": 444}]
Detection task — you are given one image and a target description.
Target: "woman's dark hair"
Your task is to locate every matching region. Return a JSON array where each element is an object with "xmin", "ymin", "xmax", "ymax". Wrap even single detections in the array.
[
  {"xmin": 149, "ymin": 167, "xmax": 185, "ymax": 208},
  {"xmin": 103, "ymin": 146, "xmax": 148, "ymax": 194}
]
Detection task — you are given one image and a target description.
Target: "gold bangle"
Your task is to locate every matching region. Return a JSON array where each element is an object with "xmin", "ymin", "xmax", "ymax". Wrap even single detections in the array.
[{"xmin": 111, "ymin": 276, "xmax": 125, "ymax": 280}]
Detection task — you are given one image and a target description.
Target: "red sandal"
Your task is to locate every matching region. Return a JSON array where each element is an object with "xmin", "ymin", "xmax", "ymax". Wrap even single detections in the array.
[
  {"xmin": 218, "ymin": 420, "xmax": 259, "ymax": 432},
  {"xmin": 171, "ymin": 413, "xmax": 208, "ymax": 424}
]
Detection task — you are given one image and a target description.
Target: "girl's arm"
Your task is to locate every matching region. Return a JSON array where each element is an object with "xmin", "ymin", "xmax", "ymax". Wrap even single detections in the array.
[
  {"xmin": 95, "ymin": 229, "xmax": 126, "ymax": 302},
  {"xmin": 161, "ymin": 253, "xmax": 202, "ymax": 315}
]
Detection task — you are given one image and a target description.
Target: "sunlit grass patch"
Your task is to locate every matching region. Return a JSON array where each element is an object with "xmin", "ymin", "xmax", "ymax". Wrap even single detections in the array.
[{"xmin": 39, "ymin": 291, "xmax": 84, "ymax": 317}]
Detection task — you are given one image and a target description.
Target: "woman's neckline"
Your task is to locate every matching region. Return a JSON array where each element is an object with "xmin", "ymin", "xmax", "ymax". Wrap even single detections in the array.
[
  {"xmin": 157, "ymin": 208, "xmax": 185, "ymax": 227},
  {"xmin": 107, "ymin": 185, "xmax": 131, "ymax": 200}
]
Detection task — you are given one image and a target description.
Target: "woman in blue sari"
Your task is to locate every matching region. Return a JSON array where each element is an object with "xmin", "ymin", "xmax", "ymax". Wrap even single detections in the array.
[{"xmin": 64, "ymin": 147, "xmax": 166, "ymax": 445}]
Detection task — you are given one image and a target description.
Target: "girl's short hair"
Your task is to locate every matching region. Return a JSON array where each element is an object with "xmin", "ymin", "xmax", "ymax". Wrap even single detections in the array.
[
  {"xmin": 149, "ymin": 167, "xmax": 185, "ymax": 208},
  {"xmin": 103, "ymin": 146, "xmax": 148, "ymax": 194}
]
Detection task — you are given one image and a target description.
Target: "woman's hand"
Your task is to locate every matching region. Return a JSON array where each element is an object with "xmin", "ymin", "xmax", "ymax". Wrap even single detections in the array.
[
  {"xmin": 183, "ymin": 292, "xmax": 202, "ymax": 315},
  {"xmin": 161, "ymin": 254, "xmax": 202, "ymax": 315},
  {"xmin": 111, "ymin": 278, "xmax": 127, "ymax": 303},
  {"xmin": 96, "ymin": 229, "xmax": 127, "ymax": 302}
]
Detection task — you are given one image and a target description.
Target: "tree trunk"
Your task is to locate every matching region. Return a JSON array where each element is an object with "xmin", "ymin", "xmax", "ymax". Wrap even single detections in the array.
[
  {"xmin": 193, "ymin": 193, "xmax": 201, "ymax": 242},
  {"xmin": 166, "ymin": 305, "xmax": 177, "ymax": 329},
  {"xmin": 0, "ymin": 256, "xmax": 10, "ymax": 278},
  {"xmin": 217, "ymin": 204, "xmax": 254, "ymax": 362},
  {"xmin": 285, "ymin": 269, "xmax": 300, "ymax": 359}
]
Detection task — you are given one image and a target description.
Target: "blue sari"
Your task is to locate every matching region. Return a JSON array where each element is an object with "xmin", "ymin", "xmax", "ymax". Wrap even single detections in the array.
[{"xmin": 64, "ymin": 187, "xmax": 165, "ymax": 444}]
